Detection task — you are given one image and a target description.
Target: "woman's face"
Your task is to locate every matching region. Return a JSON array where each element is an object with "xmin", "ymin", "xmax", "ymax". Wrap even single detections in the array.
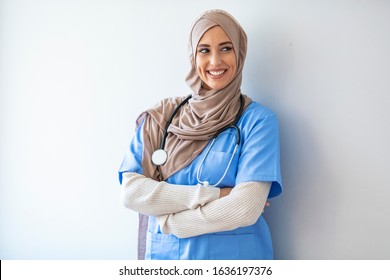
[{"xmin": 196, "ymin": 26, "xmax": 237, "ymax": 90}]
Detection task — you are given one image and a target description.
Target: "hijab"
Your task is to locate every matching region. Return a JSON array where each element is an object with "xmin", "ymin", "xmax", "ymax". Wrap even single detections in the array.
[{"xmin": 137, "ymin": 9, "xmax": 252, "ymax": 259}]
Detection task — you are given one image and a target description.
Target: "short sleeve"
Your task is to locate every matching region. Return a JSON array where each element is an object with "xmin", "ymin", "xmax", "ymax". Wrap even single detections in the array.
[
  {"xmin": 235, "ymin": 105, "xmax": 282, "ymax": 198},
  {"xmin": 118, "ymin": 119, "xmax": 144, "ymax": 184}
]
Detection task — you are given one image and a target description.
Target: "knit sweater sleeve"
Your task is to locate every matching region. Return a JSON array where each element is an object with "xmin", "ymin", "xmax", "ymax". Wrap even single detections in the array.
[
  {"xmin": 156, "ymin": 181, "xmax": 271, "ymax": 238},
  {"xmin": 121, "ymin": 172, "xmax": 220, "ymax": 216}
]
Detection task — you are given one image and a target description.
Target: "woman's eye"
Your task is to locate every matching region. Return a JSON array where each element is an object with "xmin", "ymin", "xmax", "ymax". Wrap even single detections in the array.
[
  {"xmin": 221, "ymin": 46, "xmax": 233, "ymax": 52},
  {"xmin": 198, "ymin": 48, "xmax": 209, "ymax": 54}
]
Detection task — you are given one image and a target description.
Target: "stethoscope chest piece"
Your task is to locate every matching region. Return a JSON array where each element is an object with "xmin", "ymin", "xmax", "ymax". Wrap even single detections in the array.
[{"xmin": 152, "ymin": 149, "xmax": 168, "ymax": 166}]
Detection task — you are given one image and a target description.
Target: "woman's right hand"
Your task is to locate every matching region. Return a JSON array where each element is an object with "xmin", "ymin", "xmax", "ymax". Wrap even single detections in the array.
[{"xmin": 219, "ymin": 188, "xmax": 233, "ymax": 198}]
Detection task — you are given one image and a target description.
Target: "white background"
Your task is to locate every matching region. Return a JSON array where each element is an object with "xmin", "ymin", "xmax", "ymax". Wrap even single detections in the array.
[{"xmin": 1, "ymin": 0, "xmax": 389, "ymax": 259}]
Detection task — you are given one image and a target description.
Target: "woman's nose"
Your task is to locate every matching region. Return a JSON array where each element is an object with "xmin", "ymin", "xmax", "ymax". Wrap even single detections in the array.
[{"xmin": 210, "ymin": 52, "xmax": 222, "ymax": 66}]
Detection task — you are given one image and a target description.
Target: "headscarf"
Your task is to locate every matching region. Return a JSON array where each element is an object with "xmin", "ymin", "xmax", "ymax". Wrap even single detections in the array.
[{"xmin": 137, "ymin": 9, "xmax": 252, "ymax": 259}]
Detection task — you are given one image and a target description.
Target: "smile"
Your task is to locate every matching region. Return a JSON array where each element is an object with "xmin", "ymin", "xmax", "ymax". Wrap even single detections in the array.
[{"xmin": 207, "ymin": 69, "xmax": 227, "ymax": 77}]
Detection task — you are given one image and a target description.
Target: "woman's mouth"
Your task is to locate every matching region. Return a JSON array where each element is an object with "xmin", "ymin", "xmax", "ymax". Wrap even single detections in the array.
[{"xmin": 207, "ymin": 69, "xmax": 227, "ymax": 78}]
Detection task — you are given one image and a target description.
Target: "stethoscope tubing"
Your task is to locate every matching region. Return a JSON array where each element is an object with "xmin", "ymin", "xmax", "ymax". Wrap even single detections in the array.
[
  {"xmin": 212, "ymin": 124, "xmax": 241, "ymax": 146},
  {"xmin": 196, "ymin": 134, "xmax": 240, "ymax": 187},
  {"xmin": 160, "ymin": 95, "xmax": 192, "ymax": 150},
  {"xmin": 152, "ymin": 94, "xmax": 244, "ymax": 182}
]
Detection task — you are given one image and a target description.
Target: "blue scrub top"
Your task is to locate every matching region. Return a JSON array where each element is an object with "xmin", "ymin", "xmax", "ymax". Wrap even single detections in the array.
[{"xmin": 119, "ymin": 101, "xmax": 282, "ymax": 260}]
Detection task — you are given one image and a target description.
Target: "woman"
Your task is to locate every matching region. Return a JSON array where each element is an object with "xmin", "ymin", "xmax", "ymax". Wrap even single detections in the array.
[{"xmin": 119, "ymin": 9, "xmax": 282, "ymax": 260}]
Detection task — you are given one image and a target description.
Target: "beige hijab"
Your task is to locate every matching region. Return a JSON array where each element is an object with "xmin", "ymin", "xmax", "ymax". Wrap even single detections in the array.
[{"xmin": 140, "ymin": 9, "xmax": 252, "ymax": 181}]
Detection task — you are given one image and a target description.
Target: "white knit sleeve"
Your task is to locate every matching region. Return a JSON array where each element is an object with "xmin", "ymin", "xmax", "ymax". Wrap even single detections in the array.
[
  {"xmin": 121, "ymin": 172, "xmax": 220, "ymax": 216},
  {"xmin": 156, "ymin": 181, "xmax": 271, "ymax": 238}
]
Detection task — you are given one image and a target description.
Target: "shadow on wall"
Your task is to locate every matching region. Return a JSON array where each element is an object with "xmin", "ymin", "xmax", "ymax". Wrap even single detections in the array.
[
  {"xmin": 264, "ymin": 114, "xmax": 338, "ymax": 259},
  {"xmin": 245, "ymin": 24, "xmax": 341, "ymax": 259}
]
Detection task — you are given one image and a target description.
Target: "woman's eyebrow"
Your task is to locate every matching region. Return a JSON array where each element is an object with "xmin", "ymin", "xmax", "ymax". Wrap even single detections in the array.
[
  {"xmin": 219, "ymin": 41, "xmax": 233, "ymax": 46},
  {"xmin": 197, "ymin": 43, "xmax": 210, "ymax": 48},
  {"xmin": 197, "ymin": 41, "xmax": 233, "ymax": 48}
]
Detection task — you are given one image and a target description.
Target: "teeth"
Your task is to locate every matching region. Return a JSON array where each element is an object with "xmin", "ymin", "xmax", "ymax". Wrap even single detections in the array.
[{"xmin": 209, "ymin": 70, "xmax": 225, "ymax": 76}]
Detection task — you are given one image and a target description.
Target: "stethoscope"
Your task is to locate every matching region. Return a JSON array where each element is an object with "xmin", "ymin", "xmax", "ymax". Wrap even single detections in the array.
[{"xmin": 152, "ymin": 94, "xmax": 244, "ymax": 187}]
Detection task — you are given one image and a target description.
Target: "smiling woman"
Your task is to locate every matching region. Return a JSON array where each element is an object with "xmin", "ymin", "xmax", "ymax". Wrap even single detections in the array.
[
  {"xmin": 118, "ymin": 9, "xmax": 282, "ymax": 260},
  {"xmin": 195, "ymin": 26, "xmax": 237, "ymax": 90}
]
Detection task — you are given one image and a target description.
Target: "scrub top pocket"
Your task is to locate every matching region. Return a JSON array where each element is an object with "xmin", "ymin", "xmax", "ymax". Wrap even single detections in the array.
[
  {"xmin": 196, "ymin": 128, "xmax": 240, "ymax": 187},
  {"xmin": 146, "ymin": 231, "xmax": 180, "ymax": 260},
  {"xmin": 208, "ymin": 233, "xmax": 258, "ymax": 259},
  {"xmin": 197, "ymin": 150, "xmax": 238, "ymax": 187}
]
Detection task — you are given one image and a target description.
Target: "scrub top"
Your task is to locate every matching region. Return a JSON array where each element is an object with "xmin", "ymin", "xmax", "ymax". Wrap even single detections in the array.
[{"xmin": 119, "ymin": 101, "xmax": 283, "ymax": 260}]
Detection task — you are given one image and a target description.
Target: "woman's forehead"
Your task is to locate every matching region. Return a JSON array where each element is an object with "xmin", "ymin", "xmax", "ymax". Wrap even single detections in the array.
[{"xmin": 197, "ymin": 26, "xmax": 232, "ymax": 46}]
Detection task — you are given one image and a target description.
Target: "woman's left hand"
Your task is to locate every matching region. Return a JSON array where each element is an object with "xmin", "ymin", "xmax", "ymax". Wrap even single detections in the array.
[{"xmin": 263, "ymin": 201, "xmax": 270, "ymax": 213}]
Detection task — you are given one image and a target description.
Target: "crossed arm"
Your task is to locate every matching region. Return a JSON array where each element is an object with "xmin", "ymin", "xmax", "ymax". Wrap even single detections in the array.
[{"xmin": 121, "ymin": 172, "xmax": 270, "ymax": 238}]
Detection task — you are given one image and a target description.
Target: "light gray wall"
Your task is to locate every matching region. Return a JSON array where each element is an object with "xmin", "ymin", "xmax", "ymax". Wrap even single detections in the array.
[{"xmin": 1, "ymin": 0, "xmax": 389, "ymax": 259}]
